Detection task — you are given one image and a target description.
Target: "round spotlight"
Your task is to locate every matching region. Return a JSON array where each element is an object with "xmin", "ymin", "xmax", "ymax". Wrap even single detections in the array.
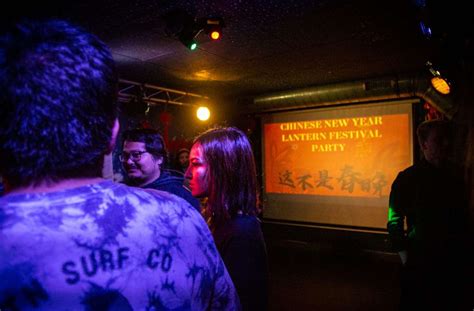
[
  {"xmin": 197, "ymin": 106, "xmax": 210, "ymax": 121},
  {"xmin": 210, "ymin": 30, "xmax": 221, "ymax": 40},
  {"xmin": 431, "ymin": 76, "xmax": 450, "ymax": 95}
]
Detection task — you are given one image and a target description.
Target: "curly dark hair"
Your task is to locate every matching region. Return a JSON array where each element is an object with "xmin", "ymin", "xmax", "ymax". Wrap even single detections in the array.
[{"xmin": 0, "ymin": 19, "xmax": 118, "ymax": 187}]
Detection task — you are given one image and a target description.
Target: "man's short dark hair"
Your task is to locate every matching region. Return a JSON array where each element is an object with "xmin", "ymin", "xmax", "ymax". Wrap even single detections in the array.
[
  {"xmin": 121, "ymin": 128, "xmax": 168, "ymax": 163},
  {"xmin": 416, "ymin": 119, "xmax": 450, "ymax": 145},
  {"xmin": 0, "ymin": 19, "xmax": 118, "ymax": 187}
]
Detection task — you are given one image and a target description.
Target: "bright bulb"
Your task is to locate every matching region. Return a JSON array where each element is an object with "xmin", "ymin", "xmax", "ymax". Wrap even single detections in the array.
[
  {"xmin": 431, "ymin": 77, "xmax": 450, "ymax": 95},
  {"xmin": 197, "ymin": 106, "xmax": 210, "ymax": 121},
  {"xmin": 210, "ymin": 31, "xmax": 220, "ymax": 40}
]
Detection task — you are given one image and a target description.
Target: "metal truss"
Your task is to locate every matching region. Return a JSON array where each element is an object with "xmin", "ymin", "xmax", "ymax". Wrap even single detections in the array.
[{"xmin": 118, "ymin": 79, "xmax": 209, "ymax": 107}]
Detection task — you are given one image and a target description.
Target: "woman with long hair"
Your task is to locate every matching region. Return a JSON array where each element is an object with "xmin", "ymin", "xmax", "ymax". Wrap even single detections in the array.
[{"xmin": 185, "ymin": 126, "xmax": 268, "ymax": 311}]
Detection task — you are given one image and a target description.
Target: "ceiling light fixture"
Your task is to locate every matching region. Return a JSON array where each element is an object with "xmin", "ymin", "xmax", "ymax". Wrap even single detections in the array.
[
  {"xmin": 164, "ymin": 9, "xmax": 225, "ymax": 51},
  {"xmin": 197, "ymin": 106, "xmax": 210, "ymax": 121},
  {"xmin": 426, "ymin": 61, "xmax": 451, "ymax": 95},
  {"xmin": 203, "ymin": 17, "xmax": 224, "ymax": 41},
  {"xmin": 179, "ymin": 32, "xmax": 199, "ymax": 51},
  {"xmin": 180, "ymin": 17, "xmax": 224, "ymax": 50},
  {"xmin": 164, "ymin": 9, "xmax": 203, "ymax": 51}
]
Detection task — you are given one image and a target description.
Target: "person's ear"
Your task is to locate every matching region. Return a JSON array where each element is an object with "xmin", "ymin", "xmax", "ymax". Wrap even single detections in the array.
[
  {"xmin": 156, "ymin": 156, "xmax": 164, "ymax": 166},
  {"xmin": 106, "ymin": 119, "xmax": 120, "ymax": 154},
  {"xmin": 419, "ymin": 140, "xmax": 430, "ymax": 159}
]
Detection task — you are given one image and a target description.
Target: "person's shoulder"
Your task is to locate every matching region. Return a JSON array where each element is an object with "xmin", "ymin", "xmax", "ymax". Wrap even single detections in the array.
[
  {"xmin": 103, "ymin": 181, "xmax": 195, "ymax": 215},
  {"xmin": 160, "ymin": 169, "xmax": 185, "ymax": 182},
  {"xmin": 164, "ymin": 168, "xmax": 185, "ymax": 178},
  {"xmin": 233, "ymin": 214, "xmax": 261, "ymax": 225},
  {"xmin": 132, "ymin": 186, "xmax": 193, "ymax": 211},
  {"xmin": 140, "ymin": 187, "xmax": 187, "ymax": 205},
  {"xmin": 395, "ymin": 164, "xmax": 417, "ymax": 180},
  {"xmin": 111, "ymin": 183, "xmax": 210, "ymax": 239},
  {"xmin": 229, "ymin": 215, "xmax": 264, "ymax": 238},
  {"xmin": 140, "ymin": 173, "xmax": 200, "ymax": 211},
  {"xmin": 146, "ymin": 170, "xmax": 183, "ymax": 189}
]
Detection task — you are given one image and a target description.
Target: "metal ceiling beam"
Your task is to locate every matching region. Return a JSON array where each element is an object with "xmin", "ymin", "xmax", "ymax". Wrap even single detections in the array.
[
  {"xmin": 249, "ymin": 73, "xmax": 457, "ymax": 119},
  {"xmin": 118, "ymin": 79, "xmax": 209, "ymax": 107}
]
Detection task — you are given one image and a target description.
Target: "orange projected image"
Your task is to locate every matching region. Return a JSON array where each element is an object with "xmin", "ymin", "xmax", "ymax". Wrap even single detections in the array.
[{"xmin": 264, "ymin": 114, "xmax": 411, "ymax": 198}]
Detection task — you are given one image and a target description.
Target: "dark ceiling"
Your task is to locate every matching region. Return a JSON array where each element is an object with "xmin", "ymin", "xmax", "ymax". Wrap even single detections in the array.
[{"xmin": 4, "ymin": 0, "xmax": 465, "ymax": 105}]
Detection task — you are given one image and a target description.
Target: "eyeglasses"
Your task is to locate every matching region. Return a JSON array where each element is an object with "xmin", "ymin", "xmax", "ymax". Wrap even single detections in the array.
[{"xmin": 119, "ymin": 151, "xmax": 148, "ymax": 162}]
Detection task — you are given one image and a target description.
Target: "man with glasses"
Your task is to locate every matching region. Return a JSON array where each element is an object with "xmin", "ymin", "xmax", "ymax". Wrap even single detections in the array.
[
  {"xmin": 121, "ymin": 128, "xmax": 200, "ymax": 211},
  {"xmin": 0, "ymin": 18, "xmax": 239, "ymax": 310}
]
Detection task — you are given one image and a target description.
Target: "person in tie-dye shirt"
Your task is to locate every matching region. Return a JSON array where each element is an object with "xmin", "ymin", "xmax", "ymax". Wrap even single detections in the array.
[{"xmin": 0, "ymin": 18, "xmax": 240, "ymax": 311}]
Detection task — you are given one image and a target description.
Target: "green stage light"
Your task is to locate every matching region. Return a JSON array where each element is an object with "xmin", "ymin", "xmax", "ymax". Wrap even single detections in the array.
[{"xmin": 179, "ymin": 32, "xmax": 199, "ymax": 51}]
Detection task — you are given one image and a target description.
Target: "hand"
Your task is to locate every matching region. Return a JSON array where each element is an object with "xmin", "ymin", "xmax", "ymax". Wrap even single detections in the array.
[{"xmin": 398, "ymin": 250, "xmax": 408, "ymax": 266}]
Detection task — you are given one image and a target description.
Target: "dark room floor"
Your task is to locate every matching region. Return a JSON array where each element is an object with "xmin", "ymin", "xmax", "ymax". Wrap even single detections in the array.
[{"xmin": 264, "ymin": 227, "xmax": 401, "ymax": 311}]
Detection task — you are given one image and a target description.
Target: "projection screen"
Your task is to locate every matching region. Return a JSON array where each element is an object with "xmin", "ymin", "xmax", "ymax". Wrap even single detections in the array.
[{"xmin": 261, "ymin": 100, "xmax": 415, "ymax": 230}]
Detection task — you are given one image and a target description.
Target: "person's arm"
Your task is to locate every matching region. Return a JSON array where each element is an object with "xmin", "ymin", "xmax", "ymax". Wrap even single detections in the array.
[
  {"xmin": 220, "ymin": 234, "xmax": 268, "ymax": 311},
  {"xmin": 144, "ymin": 189, "xmax": 240, "ymax": 310},
  {"xmin": 397, "ymin": 250, "xmax": 408, "ymax": 266},
  {"xmin": 387, "ymin": 173, "xmax": 409, "ymax": 265},
  {"xmin": 211, "ymin": 256, "xmax": 242, "ymax": 311}
]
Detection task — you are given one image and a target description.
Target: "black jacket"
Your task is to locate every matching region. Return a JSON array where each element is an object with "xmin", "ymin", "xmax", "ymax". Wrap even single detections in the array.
[
  {"xmin": 214, "ymin": 215, "xmax": 268, "ymax": 311},
  {"xmin": 139, "ymin": 170, "xmax": 201, "ymax": 211},
  {"xmin": 387, "ymin": 160, "xmax": 468, "ymax": 262}
]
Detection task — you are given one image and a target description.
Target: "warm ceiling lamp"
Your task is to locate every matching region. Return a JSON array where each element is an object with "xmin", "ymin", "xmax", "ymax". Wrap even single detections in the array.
[
  {"xmin": 196, "ymin": 106, "xmax": 210, "ymax": 121},
  {"xmin": 210, "ymin": 30, "xmax": 220, "ymax": 40},
  {"xmin": 426, "ymin": 61, "xmax": 451, "ymax": 95},
  {"xmin": 204, "ymin": 18, "xmax": 224, "ymax": 41},
  {"xmin": 430, "ymin": 76, "xmax": 450, "ymax": 95}
]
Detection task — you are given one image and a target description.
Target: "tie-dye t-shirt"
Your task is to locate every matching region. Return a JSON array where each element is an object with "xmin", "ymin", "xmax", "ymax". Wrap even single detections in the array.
[{"xmin": 0, "ymin": 180, "xmax": 240, "ymax": 310}]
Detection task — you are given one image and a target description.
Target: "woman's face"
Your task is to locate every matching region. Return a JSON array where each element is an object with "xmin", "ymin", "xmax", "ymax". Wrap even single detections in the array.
[{"xmin": 185, "ymin": 143, "xmax": 209, "ymax": 198}]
